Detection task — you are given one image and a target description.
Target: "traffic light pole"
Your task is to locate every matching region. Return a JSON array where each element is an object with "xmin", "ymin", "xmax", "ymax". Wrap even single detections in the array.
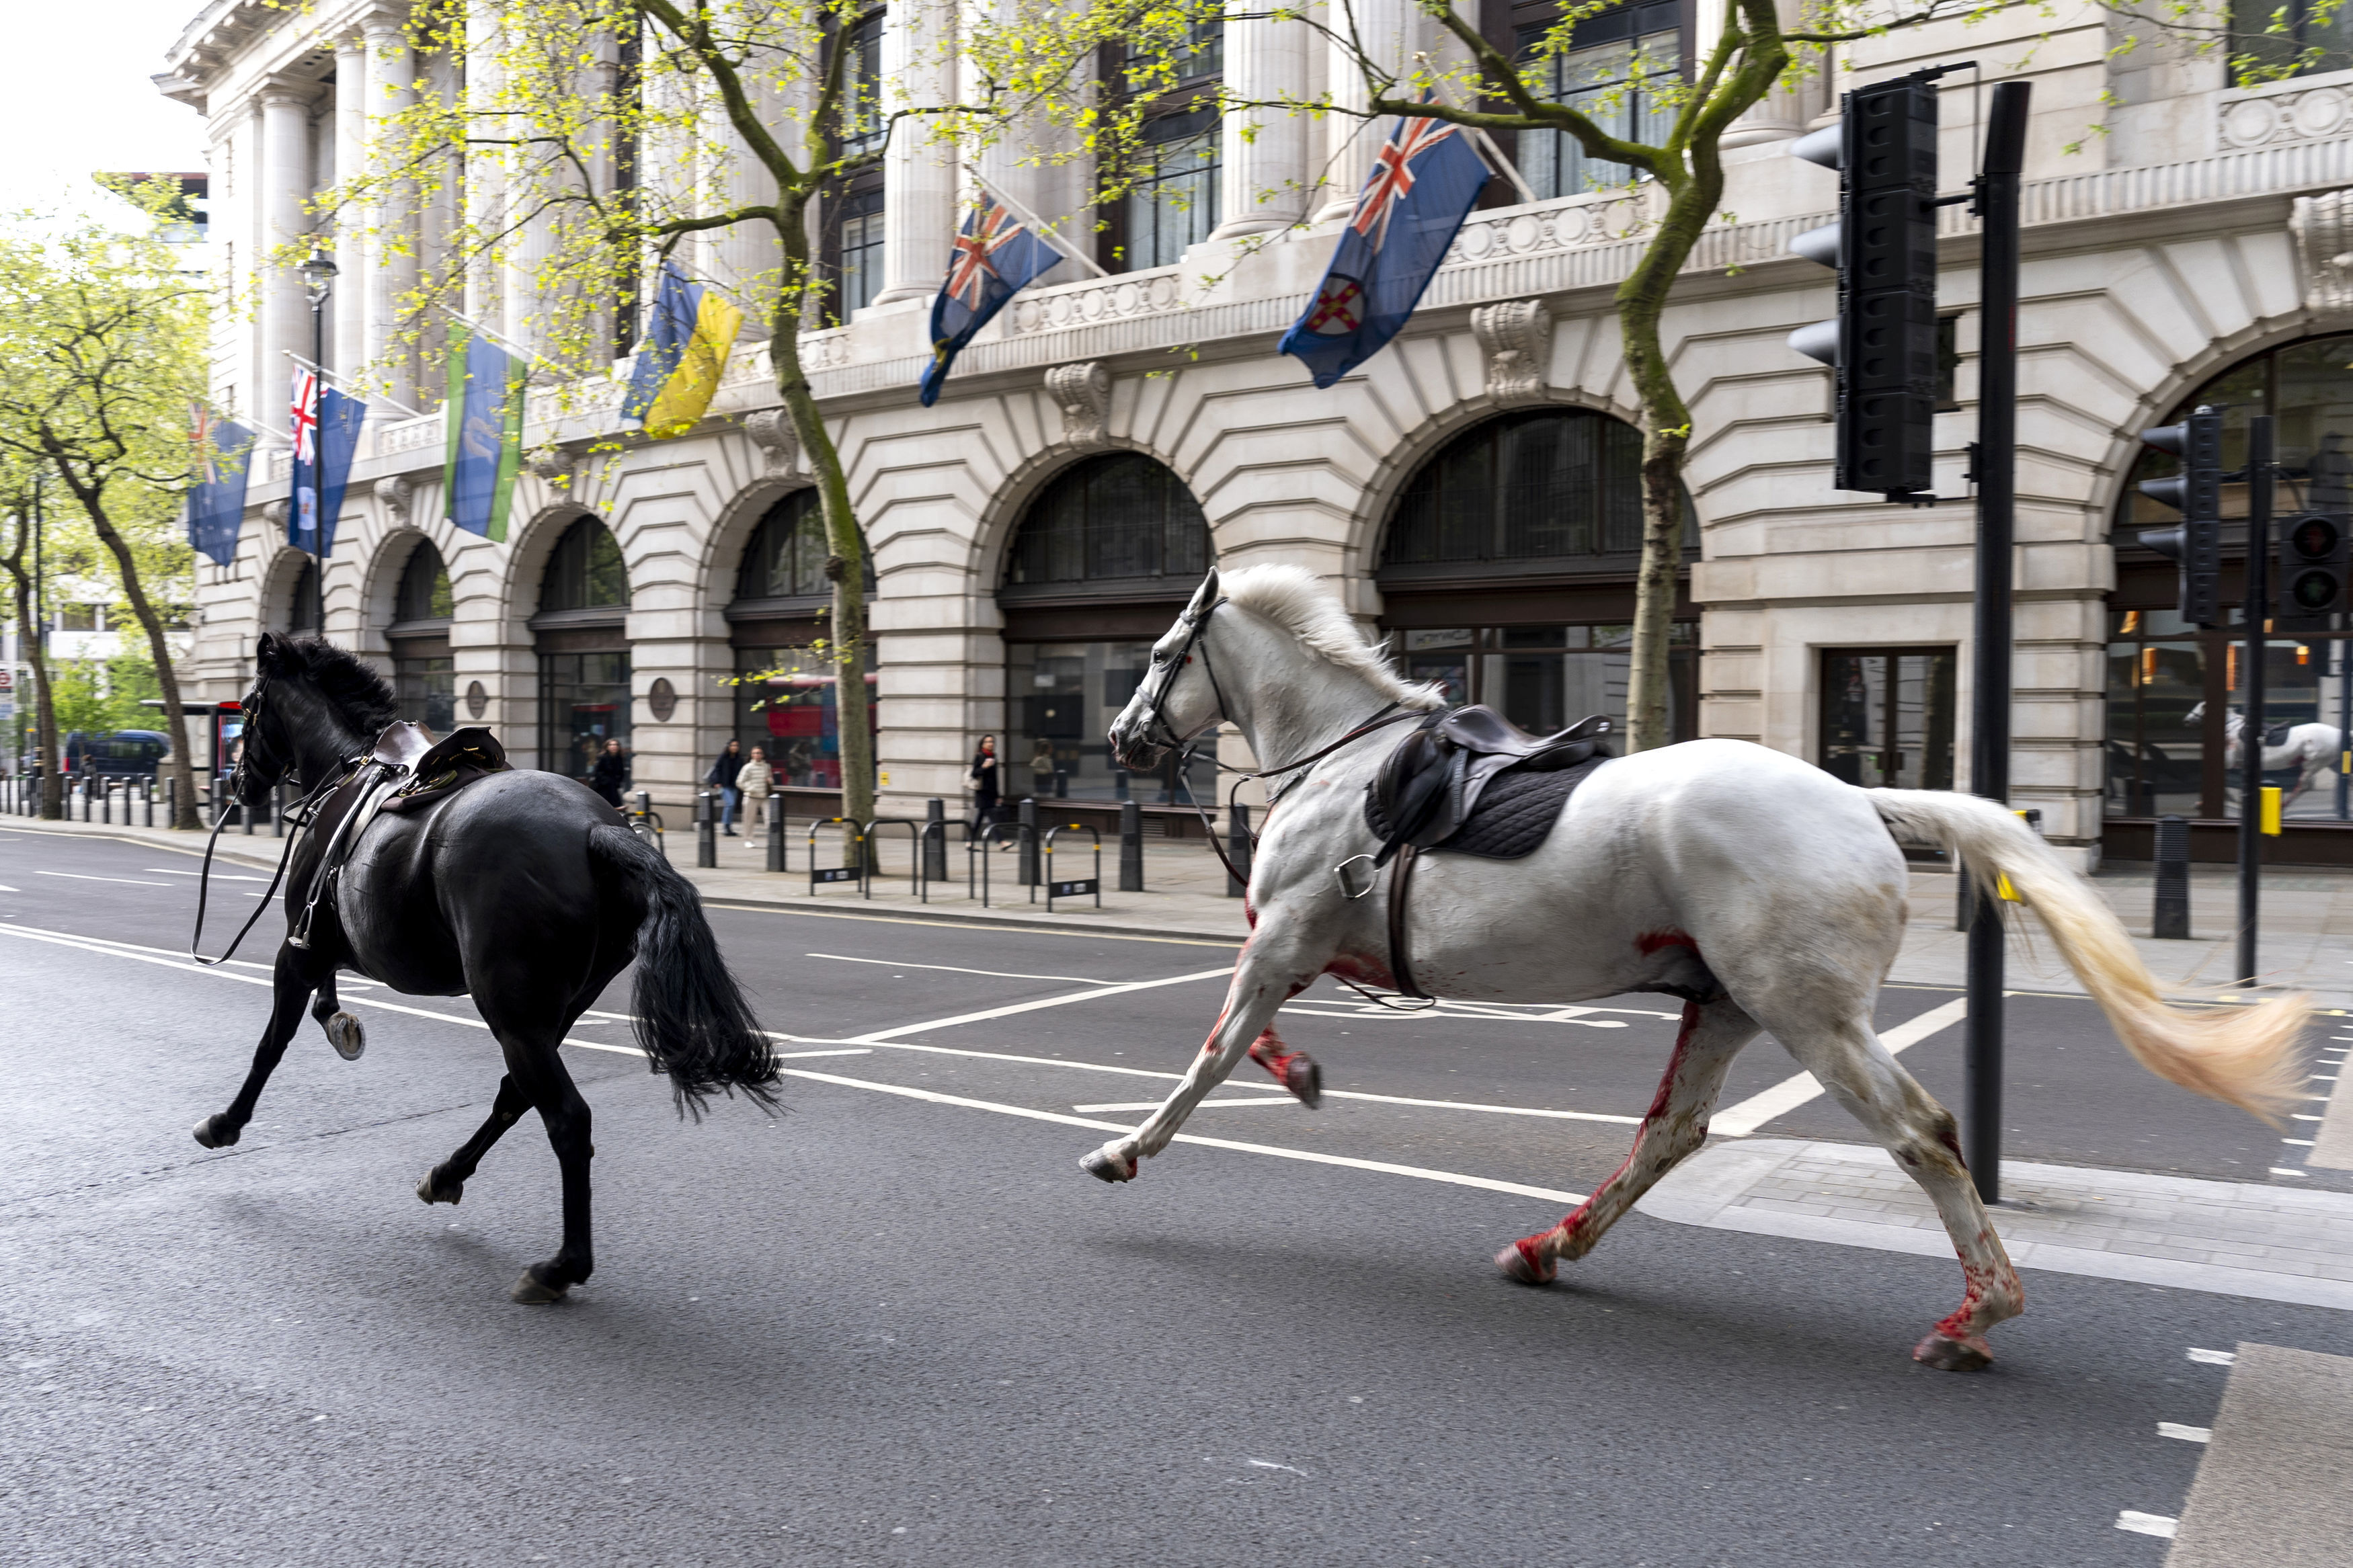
[
  {"xmin": 2238, "ymin": 417, "xmax": 2273, "ymax": 987},
  {"xmin": 1964, "ymin": 80, "xmax": 2030, "ymax": 1206}
]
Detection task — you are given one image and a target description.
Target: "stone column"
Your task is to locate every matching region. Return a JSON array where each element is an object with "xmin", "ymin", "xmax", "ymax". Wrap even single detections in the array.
[
  {"xmin": 1718, "ymin": 0, "xmax": 1819, "ymax": 147},
  {"xmin": 463, "ymin": 0, "xmax": 508, "ymax": 335},
  {"xmin": 364, "ymin": 9, "xmax": 421, "ymax": 406},
  {"xmin": 1210, "ymin": 3, "xmax": 1312, "ymax": 238},
  {"xmin": 258, "ymin": 82, "xmax": 315, "ymax": 417},
  {"xmin": 333, "ymin": 38, "xmax": 368, "ymax": 377},
  {"xmin": 871, "ymin": 0, "xmax": 959, "ymax": 306},
  {"xmin": 1314, "ymin": 0, "xmax": 1410, "ymax": 221}
]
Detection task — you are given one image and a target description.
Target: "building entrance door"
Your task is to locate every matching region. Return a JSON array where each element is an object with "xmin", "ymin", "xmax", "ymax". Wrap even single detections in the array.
[{"xmin": 1819, "ymin": 648, "xmax": 1958, "ymax": 789}]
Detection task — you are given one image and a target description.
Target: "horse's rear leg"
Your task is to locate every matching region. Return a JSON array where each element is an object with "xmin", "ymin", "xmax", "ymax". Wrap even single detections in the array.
[
  {"xmin": 1498, "ymin": 997, "xmax": 1759, "ymax": 1284},
  {"xmin": 1770, "ymin": 1010, "xmax": 2022, "ymax": 1370},
  {"xmin": 307, "ymin": 971, "xmax": 364, "ymax": 1061},
  {"xmin": 416, "ymin": 1074, "xmax": 530, "ymax": 1206},
  {"xmin": 493, "ymin": 1037, "xmax": 595, "ymax": 1305},
  {"xmin": 194, "ymin": 941, "xmax": 328, "ymax": 1149}
]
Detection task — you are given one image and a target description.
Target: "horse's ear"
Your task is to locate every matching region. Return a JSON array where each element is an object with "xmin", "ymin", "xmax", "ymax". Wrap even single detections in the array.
[
  {"xmin": 1185, "ymin": 567, "xmax": 1220, "ymax": 620},
  {"xmin": 255, "ymin": 632, "xmax": 283, "ymax": 673}
]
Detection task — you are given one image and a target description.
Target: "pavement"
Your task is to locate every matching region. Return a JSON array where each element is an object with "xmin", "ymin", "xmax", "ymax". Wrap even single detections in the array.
[{"xmin": 4, "ymin": 812, "xmax": 2352, "ymax": 1561}]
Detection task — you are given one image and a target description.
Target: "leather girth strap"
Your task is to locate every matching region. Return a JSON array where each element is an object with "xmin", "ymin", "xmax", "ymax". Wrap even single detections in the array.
[{"xmin": 1387, "ymin": 843, "xmax": 1429, "ymax": 1000}]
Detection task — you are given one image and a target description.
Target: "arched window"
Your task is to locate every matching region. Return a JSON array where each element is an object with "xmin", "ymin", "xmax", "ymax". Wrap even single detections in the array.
[
  {"xmin": 998, "ymin": 453, "xmax": 1214, "ymax": 812},
  {"xmin": 539, "ymin": 516, "xmax": 630, "ymax": 613},
  {"xmin": 388, "ymin": 540, "xmax": 454, "ymax": 731},
  {"xmin": 727, "ymin": 490, "xmax": 877, "ymax": 792},
  {"xmin": 284, "ymin": 557, "xmax": 319, "ymax": 634},
  {"xmin": 1377, "ymin": 409, "xmax": 1696, "ymax": 744},
  {"xmin": 2108, "ymin": 336, "xmax": 2353, "ymax": 836}
]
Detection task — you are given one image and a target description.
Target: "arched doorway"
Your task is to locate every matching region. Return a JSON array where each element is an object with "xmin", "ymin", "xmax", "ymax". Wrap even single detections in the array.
[
  {"xmin": 725, "ymin": 489, "xmax": 875, "ymax": 794},
  {"xmin": 281, "ymin": 556, "xmax": 320, "ymax": 635},
  {"xmin": 997, "ymin": 451, "xmax": 1213, "ymax": 809},
  {"xmin": 387, "ymin": 539, "xmax": 454, "ymax": 731},
  {"xmin": 1376, "ymin": 409, "xmax": 1699, "ymax": 742},
  {"xmin": 2108, "ymin": 335, "xmax": 2353, "ymax": 861},
  {"xmin": 530, "ymin": 516, "xmax": 631, "ymax": 781}
]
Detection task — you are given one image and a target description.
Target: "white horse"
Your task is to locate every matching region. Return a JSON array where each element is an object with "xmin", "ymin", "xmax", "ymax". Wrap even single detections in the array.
[
  {"xmin": 2186, "ymin": 702, "xmax": 2344, "ymax": 809},
  {"xmin": 1096, "ymin": 565, "xmax": 2307, "ymax": 1370}
]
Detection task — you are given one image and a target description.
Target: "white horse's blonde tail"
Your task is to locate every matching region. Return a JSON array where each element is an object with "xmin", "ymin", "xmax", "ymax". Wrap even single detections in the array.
[{"xmin": 1868, "ymin": 789, "xmax": 2309, "ymax": 1125}]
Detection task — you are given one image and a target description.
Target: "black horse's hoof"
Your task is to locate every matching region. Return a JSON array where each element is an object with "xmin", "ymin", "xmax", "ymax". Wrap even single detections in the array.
[
  {"xmin": 510, "ymin": 1264, "xmax": 571, "ymax": 1305},
  {"xmin": 1081, "ymin": 1146, "xmax": 1136, "ymax": 1184},
  {"xmin": 325, "ymin": 1012, "xmax": 365, "ymax": 1061},
  {"xmin": 1283, "ymin": 1053, "xmax": 1323, "ymax": 1109},
  {"xmin": 192, "ymin": 1114, "xmax": 240, "ymax": 1149},
  {"xmin": 417, "ymin": 1167, "xmax": 464, "ymax": 1206}
]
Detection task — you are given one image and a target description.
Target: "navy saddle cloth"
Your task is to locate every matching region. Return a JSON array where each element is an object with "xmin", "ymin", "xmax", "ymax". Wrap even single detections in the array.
[{"xmin": 1363, "ymin": 707, "xmax": 1612, "ymax": 862}]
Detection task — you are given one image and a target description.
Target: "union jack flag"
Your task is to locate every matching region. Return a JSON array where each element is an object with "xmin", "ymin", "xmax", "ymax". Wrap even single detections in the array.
[
  {"xmin": 190, "ymin": 401, "xmax": 218, "ymax": 484},
  {"xmin": 945, "ymin": 202, "xmax": 1024, "ymax": 309},
  {"xmin": 1349, "ymin": 118, "xmax": 1459, "ymax": 248},
  {"xmin": 289, "ymin": 368, "xmax": 320, "ymax": 462}
]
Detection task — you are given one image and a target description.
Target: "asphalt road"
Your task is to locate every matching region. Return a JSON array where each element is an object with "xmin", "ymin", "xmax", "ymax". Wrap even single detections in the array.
[{"xmin": 3, "ymin": 822, "xmax": 2348, "ymax": 1566}]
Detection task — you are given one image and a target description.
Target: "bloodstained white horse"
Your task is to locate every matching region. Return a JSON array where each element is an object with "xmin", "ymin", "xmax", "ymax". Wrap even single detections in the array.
[
  {"xmin": 2186, "ymin": 701, "xmax": 2345, "ymax": 809},
  {"xmin": 1096, "ymin": 565, "xmax": 2307, "ymax": 1370}
]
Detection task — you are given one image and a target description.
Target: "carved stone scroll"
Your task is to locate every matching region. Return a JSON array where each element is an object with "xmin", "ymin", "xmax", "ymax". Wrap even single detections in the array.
[
  {"xmin": 1470, "ymin": 300, "xmax": 1555, "ymax": 401},
  {"xmin": 375, "ymin": 472, "xmax": 413, "ymax": 527},
  {"xmin": 1046, "ymin": 362, "xmax": 1113, "ymax": 448},
  {"xmin": 744, "ymin": 409, "xmax": 801, "ymax": 479},
  {"xmin": 2292, "ymin": 188, "xmax": 2353, "ymax": 313}
]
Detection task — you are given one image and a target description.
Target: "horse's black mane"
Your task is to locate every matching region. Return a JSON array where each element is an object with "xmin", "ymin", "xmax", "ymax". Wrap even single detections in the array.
[{"xmin": 285, "ymin": 636, "xmax": 399, "ymax": 735}]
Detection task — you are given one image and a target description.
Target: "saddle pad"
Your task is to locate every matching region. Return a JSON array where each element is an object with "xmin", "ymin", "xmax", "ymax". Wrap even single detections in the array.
[{"xmin": 1365, "ymin": 754, "xmax": 1608, "ymax": 861}]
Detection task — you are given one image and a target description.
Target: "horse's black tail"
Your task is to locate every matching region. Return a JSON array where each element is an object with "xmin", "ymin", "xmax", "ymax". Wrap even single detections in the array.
[{"xmin": 587, "ymin": 823, "xmax": 781, "ymax": 1119}]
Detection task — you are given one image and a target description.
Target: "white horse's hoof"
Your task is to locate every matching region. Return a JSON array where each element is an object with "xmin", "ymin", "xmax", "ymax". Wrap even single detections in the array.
[
  {"xmin": 325, "ymin": 1012, "xmax": 365, "ymax": 1061},
  {"xmin": 1496, "ymin": 1238, "xmax": 1557, "ymax": 1285},
  {"xmin": 1912, "ymin": 1330, "xmax": 1993, "ymax": 1371},
  {"xmin": 1081, "ymin": 1146, "xmax": 1138, "ymax": 1184}
]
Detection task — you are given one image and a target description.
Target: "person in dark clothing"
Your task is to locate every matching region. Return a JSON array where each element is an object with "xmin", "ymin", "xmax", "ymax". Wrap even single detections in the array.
[
  {"xmin": 707, "ymin": 739, "xmax": 746, "ymax": 835},
  {"xmin": 590, "ymin": 738, "xmax": 629, "ymax": 808},
  {"xmin": 969, "ymin": 735, "xmax": 1000, "ymax": 840}
]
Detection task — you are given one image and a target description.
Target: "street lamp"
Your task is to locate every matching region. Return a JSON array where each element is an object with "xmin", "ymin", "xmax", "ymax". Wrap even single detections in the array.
[{"xmin": 296, "ymin": 247, "xmax": 336, "ymax": 638}]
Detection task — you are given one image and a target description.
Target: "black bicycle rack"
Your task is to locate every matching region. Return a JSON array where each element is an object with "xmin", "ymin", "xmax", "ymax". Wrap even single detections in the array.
[
  {"xmin": 967, "ymin": 821, "xmax": 1037, "ymax": 907},
  {"xmin": 1043, "ymin": 822, "xmax": 1102, "ymax": 912},
  {"xmin": 862, "ymin": 817, "xmax": 923, "ymax": 902},
  {"xmin": 807, "ymin": 816, "xmax": 864, "ymax": 895}
]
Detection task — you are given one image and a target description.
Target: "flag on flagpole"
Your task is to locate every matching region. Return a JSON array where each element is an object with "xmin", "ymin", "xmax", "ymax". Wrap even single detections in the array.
[
  {"xmin": 289, "ymin": 366, "xmax": 321, "ymax": 549},
  {"xmin": 310, "ymin": 388, "xmax": 366, "ymax": 556},
  {"xmin": 186, "ymin": 405, "xmax": 253, "ymax": 567},
  {"xmin": 625, "ymin": 261, "xmax": 745, "ymax": 439},
  {"xmin": 918, "ymin": 198, "xmax": 1063, "ymax": 407},
  {"xmin": 1278, "ymin": 114, "xmax": 1492, "ymax": 388},
  {"xmin": 442, "ymin": 324, "xmax": 526, "ymax": 542}
]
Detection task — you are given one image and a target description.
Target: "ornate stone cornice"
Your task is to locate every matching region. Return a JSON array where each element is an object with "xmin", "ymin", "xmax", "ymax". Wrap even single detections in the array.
[
  {"xmin": 1469, "ymin": 300, "xmax": 1554, "ymax": 402},
  {"xmin": 1045, "ymin": 362, "xmax": 1111, "ymax": 448}
]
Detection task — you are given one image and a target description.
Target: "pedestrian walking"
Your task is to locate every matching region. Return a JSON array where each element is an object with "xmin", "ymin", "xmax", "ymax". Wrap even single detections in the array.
[
  {"xmin": 707, "ymin": 738, "xmax": 745, "ymax": 835},
  {"xmin": 1029, "ymin": 735, "xmax": 1057, "ymax": 798},
  {"xmin": 969, "ymin": 734, "xmax": 1000, "ymax": 841},
  {"xmin": 739, "ymin": 745, "xmax": 775, "ymax": 835},
  {"xmin": 590, "ymin": 737, "xmax": 629, "ymax": 808}
]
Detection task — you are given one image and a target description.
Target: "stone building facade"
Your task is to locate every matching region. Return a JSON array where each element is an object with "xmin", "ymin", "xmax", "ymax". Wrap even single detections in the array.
[{"xmin": 155, "ymin": 0, "xmax": 2353, "ymax": 866}]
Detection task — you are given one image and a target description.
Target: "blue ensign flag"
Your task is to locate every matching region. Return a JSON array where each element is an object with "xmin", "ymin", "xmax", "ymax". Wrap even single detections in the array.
[
  {"xmin": 918, "ymin": 199, "xmax": 1062, "ymax": 407},
  {"xmin": 1279, "ymin": 116, "xmax": 1492, "ymax": 388},
  {"xmin": 186, "ymin": 412, "xmax": 253, "ymax": 568},
  {"xmin": 288, "ymin": 380, "xmax": 366, "ymax": 556}
]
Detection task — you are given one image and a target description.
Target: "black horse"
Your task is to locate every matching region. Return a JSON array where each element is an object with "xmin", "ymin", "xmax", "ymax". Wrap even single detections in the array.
[{"xmin": 194, "ymin": 632, "xmax": 778, "ymax": 1303}]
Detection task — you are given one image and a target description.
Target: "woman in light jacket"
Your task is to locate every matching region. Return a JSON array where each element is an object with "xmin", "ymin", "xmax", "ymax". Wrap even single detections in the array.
[{"xmin": 738, "ymin": 745, "xmax": 775, "ymax": 834}]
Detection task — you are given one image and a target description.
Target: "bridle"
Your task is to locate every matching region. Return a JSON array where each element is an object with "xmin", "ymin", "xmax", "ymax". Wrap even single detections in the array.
[{"xmin": 187, "ymin": 673, "xmax": 356, "ymax": 967}]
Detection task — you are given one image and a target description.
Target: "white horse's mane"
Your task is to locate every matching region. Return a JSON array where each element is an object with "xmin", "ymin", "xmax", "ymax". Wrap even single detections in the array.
[{"xmin": 1218, "ymin": 563, "xmax": 1447, "ymax": 712}]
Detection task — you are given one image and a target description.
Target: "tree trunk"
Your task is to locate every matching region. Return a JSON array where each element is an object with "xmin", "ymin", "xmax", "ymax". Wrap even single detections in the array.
[
  {"xmin": 63, "ymin": 474, "xmax": 202, "ymax": 829},
  {"xmin": 770, "ymin": 200, "xmax": 874, "ymax": 826},
  {"xmin": 1, "ymin": 520, "xmax": 62, "ymax": 819}
]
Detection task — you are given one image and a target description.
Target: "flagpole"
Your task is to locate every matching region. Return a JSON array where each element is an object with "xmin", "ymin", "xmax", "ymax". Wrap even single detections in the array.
[
  {"xmin": 968, "ymin": 174, "xmax": 1111, "ymax": 280},
  {"xmin": 1466, "ymin": 126, "xmax": 1539, "ymax": 206},
  {"xmin": 282, "ymin": 349, "xmax": 428, "ymax": 420}
]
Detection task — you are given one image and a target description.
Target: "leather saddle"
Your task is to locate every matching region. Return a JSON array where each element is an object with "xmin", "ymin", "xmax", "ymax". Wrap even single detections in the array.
[
  {"xmin": 289, "ymin": 725, "xmax": 511, "ymax": 950},
  {"xmin": 2262, "ymin": 720, "xmax": 2294, "ymax": 748},
  {"xmin": 1367, "ymin": 706, "xmax": 1611, "ymax": 865}
]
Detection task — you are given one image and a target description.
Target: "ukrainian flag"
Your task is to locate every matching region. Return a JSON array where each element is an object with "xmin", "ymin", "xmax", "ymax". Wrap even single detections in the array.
[{"xmin": 625, "ymin": 261, "xmax": 744, "ymax": 439}]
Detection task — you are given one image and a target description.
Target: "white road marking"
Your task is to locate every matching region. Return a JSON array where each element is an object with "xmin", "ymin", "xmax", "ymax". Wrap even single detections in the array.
[
  {"xmin": 704, "ymin": 900, "xmax": 1242, "ymax": 950},
  {"xmin": 1283, "ymin": 998, "xmax": 1634, "ymax": 1028},
  {"xmin": 146, "ymin": 868, "xmax": 273, "ymax": 882},
  {"xmin": 33, "ymin": 870, "xmax": 171, "ymax": 886},
  {"xmin": 2114, "ymin": 1511, "xmax": 2178, "ymax": 1538},
  {"xmin": 1710, "ymin": 996, "xmax": 1973, "ymax": 1137},
  {"xmin": 844, "ymin": 968, "xmax": 1236, "ymax": 1043},
  {"xmin": 2270, "ymin": 1167, "xmax": 2308, "ymax": 1178},
  {"xmin": 776, "ymin": 1066, "xmax": 1588, "ymax": 1206},
  {"xmin": 2189, "ymin": 1348, "xmax": 2239, "ymax": 1365},
  {"xmin": 808, "ymin": 952, "xmax": 1119, "ymax": 985},
  {"xmin": 2158, "ymin": 1422, "xmax": 2213, "ymax": 1444},
  {"xmin": 1074, "ymin": 1097, "xmax": 1298, "ymax": 1112},
  {"xmin": 2284, "ymin": 1138, "xmax": 2317, "ymax": 1146},
  {"xmin": 0, "ymin": 885, "xmax": 16, "ymax": 893}
]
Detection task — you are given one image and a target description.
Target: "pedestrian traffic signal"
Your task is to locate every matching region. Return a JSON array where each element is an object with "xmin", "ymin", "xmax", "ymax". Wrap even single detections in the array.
[
  {"xmin": 2281, "ymin": 510, "xmax": 2350, "ymax": 618},
  {"xmin": 1788, "ymin": 72, "xmax": 1942, "ymax": 502},
  {"xmin": 2136, "ymin": 407, "xmax": 2223, "ymax": 628}
]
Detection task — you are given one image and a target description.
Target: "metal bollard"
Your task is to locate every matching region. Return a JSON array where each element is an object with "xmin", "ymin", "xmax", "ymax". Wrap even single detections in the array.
[
  {"xmin": 696, "ymin": 789, "xmax": 718, "ymax": 868},
  {"xmin": 1119, "ymin": 800, "xmax": 1145, "ymax": 893},
  {"xmin": 273, "ymin": 782, "xmax": 287, "ymax": 837},
  {"xmin": 766, "ymin": 798, "xmax": 787, "ymax": 872},
  {"xmin": 1018, "ymin": 797, "xmax": 1039, "ymax": 886},
  {"xmin": 100, "ymin": 778, "xmax": 112, "ymax": 825},
  {"xmin": 922, "ymin": 798, "xmax": 948, "ymax": 883},
  {"xmin": 143, "ymin": 776, "xmax": 155, "ymax": 828},
  {"xmin": 165, "ymin": 773, "xmax": 178, "ymax": 827},
  {"xmin": 80, "ymin": 776, "xmax": 92, "ymax": 822},
  {"xmin": 2153, "ymin": 813, "xmax": 2191, "ymax": 940},
  {"xmin": 1226, "ymin": 802, "xmax": 1252, "ymax": 897}
]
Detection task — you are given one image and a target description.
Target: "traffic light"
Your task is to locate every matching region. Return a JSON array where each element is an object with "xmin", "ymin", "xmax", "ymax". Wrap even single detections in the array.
[
  {"xmin": 2136, "ymin": 407, "xmax": 2223, "ymax": 628},
  {"xmin": 2281, "ymin": 510, "xmax": 2350, "ymax": 618},
  {"xmin": 1788, "ymin": 73, "xmax": 1942, "ymax": 502}
]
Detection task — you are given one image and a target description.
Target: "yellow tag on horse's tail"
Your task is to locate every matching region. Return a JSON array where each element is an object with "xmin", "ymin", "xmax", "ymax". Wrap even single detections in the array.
[{"xmin": 1996, "ymin": 872, "xmax": 2018, "ymax": 902}]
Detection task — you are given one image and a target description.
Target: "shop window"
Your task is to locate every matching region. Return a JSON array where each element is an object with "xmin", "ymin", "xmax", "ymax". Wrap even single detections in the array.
[
  {"xmin": 1819, "ymin": 648, "xmax": 1958, "ymax": 790},
  {"xmin": 539, "ymin": 650, "xmax": 631, "ymax": 782},
  {"xmin": 735, "ymin": 490, "xmax": 871, "ymax": 604},
  {"xmin": 1382, "ymin": 407, "xmax": 1690, "ymax": 572},
  {"xmin": 394, "ymin": 540, "xmax": 452, "ymax": 624},
  {"xmin": 731, "ymin": 645, "xmax": 876, "ymax": 790},
  {"xmin": 539, "ymin": 517, "xmax": 629, "ymax": 613},
  {"xmin": 1397, "ymin": 623, "xmax": 1697, "ymax": 742},
  {"xmin": 397, "ymin": 655, "xmax": 456, "ymax": 732}
]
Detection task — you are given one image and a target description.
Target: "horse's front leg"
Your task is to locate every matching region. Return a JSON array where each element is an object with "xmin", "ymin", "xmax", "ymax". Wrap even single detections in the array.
[
  {"xmin": 194, "ymin": 940, "xmax": 329, "ymax": 1148},
  {"xmin": 1083, "ymin": 926, "xmax": 1325, "ymax": 1184},
  {"xmin": 307, "ymin": 969, "xmax": 365, "ymax": 1061}
]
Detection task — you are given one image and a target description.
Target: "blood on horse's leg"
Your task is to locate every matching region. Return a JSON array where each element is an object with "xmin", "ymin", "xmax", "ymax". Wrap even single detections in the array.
[
  {"xmin": 1497, "ymin": 998, "xmax": 1758, "ymax": 1285},
  {"xmin": 1248, "ymin": 1028, "xmax": 1321, "ymax": 1108}
]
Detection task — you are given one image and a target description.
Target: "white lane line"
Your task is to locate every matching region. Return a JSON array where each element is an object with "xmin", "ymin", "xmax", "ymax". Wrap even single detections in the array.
[
  {"xmin": 776, "ymin": 1066, "xmax": 1588, "ymax": 1206},
  {"xmin": 2114, "ymin": 1511, "xmax": 2178, "ymax": 1538},
  {"xmin": 32, "ymin": 870, "xmax": 171, "ymax": 887},
  {"xmin": 2190, "ymin": 1347, "xmax": 2239, "ymax": 1365},
  {"xmin": 704, "ymin": 900, "xmax": 1242, "ymax": 950},
  {"xmin": 844, "ymin": 967, "xmax": 1236, "ymax": 1043},
  {"xmin": 808, "ymin": 952, "xmax": 1119, "ymax": 985},
  {"xmin": 1710, "ymin": 996, "xmax": 1972, "ymax": 1137},
  {"xmin": 146, "ymin": 868, "xmax": 273, "ymax": 882},
  {"xmin": 1283, "ymin": 999, "xmax": 1634, "ymax": 1029},
  {"xmin": 2158, "ymin": 1422, "xmax": 2213, "ymax": 1444},
  {"xmin": 0, "ymin": 885, "xmax": 17, "ymax": 893},
  {"xmin": 1074, "ymin": 1097, "xmax": 1298, "ymax": 1112},
  {"xmin": 2270, "ymin": 1167, "xmax": 2309, "ymax": 1178}
]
